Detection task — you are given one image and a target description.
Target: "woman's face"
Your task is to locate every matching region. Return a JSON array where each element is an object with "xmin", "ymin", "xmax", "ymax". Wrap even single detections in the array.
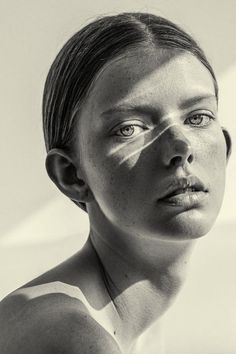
[{"xmin": 74, "ymin": 48, "xmax": 228, "ymax": 240}]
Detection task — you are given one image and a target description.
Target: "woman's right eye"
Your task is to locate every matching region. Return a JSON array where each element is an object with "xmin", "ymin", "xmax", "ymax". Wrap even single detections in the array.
[{"xmin": 114, "ymin": 124, "xmax": 146, "ymax": 138}]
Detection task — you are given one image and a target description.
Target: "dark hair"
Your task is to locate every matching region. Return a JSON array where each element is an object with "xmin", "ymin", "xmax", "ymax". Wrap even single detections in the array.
[{"xmin": 42, "ymin": 12, "xmax": 218, "ymax": 153}]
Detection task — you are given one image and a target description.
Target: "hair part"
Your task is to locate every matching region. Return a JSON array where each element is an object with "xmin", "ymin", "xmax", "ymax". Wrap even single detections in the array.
[
  {"xmin": 42, "ymin": 12, "xmax": 218, "ymax": 154},
  {"xmin": 43, "ymin": 13, "xmax": 219, "ymax": 212}
]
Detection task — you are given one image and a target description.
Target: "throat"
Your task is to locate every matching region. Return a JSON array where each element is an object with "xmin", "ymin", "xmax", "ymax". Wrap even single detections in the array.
[
  {"xmin": 88, "ymin": 233, "xmax": 195, "ymax": 351},
  {"xmin": 96, "ymin": 255, "xmax": 188, "ymax": 351},
  {"xmin": 104, "ymin": 274, "xmax": 182, "ymax": 353}
]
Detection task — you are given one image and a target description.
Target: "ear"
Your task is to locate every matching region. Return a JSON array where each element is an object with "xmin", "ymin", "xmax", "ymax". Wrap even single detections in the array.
[
  {"xmin": 222, "ymin": 127, "xmax": 232, "ymax": 162},
  {"xmin": 45, "ymin": 149, "xmax": 93, "ymax": 208}
]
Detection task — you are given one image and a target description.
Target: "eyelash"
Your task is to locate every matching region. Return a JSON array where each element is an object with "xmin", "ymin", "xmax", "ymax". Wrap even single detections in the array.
[
  {"xmin": 184, "ymin": 113, "xmax": 215, "ymax": 127},
  {"xmin": 113, "ymin": 124, "xmax": 147, "ymax": 138},
  {"xmin": 113, "ymin": 113, "xmax": 215, "ymax": 139}
]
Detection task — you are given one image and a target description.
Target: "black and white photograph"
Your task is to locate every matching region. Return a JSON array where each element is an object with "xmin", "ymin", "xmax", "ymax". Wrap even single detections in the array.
[{"xmin": 0, "ymin": 1, "xmax": 235, "ymax": 353}]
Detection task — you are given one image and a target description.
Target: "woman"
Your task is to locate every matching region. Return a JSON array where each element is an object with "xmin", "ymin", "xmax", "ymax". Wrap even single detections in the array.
[{"xmin": 0, "ymin": 12, "xmax": 231, "ymax": 353}]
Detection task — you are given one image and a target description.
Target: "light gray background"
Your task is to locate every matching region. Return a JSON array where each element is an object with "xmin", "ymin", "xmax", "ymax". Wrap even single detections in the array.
[{"xmin": 1, "ymin": 1, "xmax": 235, "ymax": 353}]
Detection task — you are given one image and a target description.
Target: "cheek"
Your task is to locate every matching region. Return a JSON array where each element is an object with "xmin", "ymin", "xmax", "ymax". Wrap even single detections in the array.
[
  {"xmin": 207, "ymin": 129, "xmax": 226, "ymax": 172},
  {"xmin": 83, "ymin": 142, "xmax": 150, "ymax": 224},
  {"xmin": 82, "ymin": 143, "xmax": 131, "ymax": 209},
  {"xmin": 83, "ymin": 132, "xmax": 148, "ymax": 193},
  {"xmin": 199, "ymin": 128, "xmax": 227, "ymax": 203},
  {"xmin": 194, "ymin": 126, "xmax": 227, "ymax": 167}
]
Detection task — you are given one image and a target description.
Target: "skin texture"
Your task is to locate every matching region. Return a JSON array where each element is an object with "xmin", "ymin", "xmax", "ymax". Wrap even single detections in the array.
[
  {"xmin": 0, "ymin": 48, "xmax": 231, "ymax": 354},
  {"xmin": 76, "ymin": 48, "xmax": 227, "ymax": 241},
  {"xmin": 0, "ymin": 281, "xmax": 122, "ymax": 354}
]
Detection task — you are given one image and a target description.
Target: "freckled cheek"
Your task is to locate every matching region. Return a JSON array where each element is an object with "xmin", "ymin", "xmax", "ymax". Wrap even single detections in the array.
[
  {"xmin": 207, "ymin": 132, "xmax": 226, "ymax": 167},
  {"xmin": 85, "ymin": 156, "xmax": 139, "ymax": 220},
  {"xmin": 197, "ymin": 131, "xmax": 227, "ymax": 197},
  {"xmin": 84, "ymin": 145, "xmax": 133, "ymax": 196},
  {"xmin": 212, "ymin": 143, "xmax": 227, "ymax": 191},
  {"xmin": 193, "ymin": 129, "xmax": 226, "ymax": 163},
  {"xmin": 86, "ymin": 134, "xmax": 146, "ymax": 177}
]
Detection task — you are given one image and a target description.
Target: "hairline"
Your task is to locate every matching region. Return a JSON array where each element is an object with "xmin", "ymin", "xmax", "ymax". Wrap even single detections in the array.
[{"xmin": 70, "ymin": 44, "xmax": 218, "ymax": 153}]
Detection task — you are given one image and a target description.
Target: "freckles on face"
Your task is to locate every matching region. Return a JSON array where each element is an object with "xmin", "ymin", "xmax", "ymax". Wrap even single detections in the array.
[
  {"xmin": 203, "ymin": 125, "xmax": 227, "ymax": 190},
  {"xmin": 75, "ymin": 48, "xmax": 227, "ymax": 238}
]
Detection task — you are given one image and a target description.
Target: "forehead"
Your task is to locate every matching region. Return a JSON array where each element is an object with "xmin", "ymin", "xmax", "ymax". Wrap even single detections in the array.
[{"xmin": 81, "ymin": 48, "xmax": 216, "ymax": 118}]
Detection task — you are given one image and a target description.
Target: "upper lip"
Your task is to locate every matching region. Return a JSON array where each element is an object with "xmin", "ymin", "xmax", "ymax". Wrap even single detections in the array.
[{"xmin": 158, "ymin": 175, "xmax": 208, "ymax": 200}]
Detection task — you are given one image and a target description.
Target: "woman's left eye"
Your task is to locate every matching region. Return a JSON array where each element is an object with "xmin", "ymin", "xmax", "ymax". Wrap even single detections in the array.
[
  {"xmin": 114, "ymin": 124, "xmax": 145, "ymax": 138},
  {"xmin": 185, "ymin": 114, "xmax": 214, "ymax": 127}
]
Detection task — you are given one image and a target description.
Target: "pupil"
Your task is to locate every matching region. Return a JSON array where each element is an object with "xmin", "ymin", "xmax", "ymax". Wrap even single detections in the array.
[
  {"xmin": 122, "ymin": 126, "xmax": 134, "ymax": 136},
  {"xmin": 192, "ymin": 116, "xmax": 202, "ymax": 124}
]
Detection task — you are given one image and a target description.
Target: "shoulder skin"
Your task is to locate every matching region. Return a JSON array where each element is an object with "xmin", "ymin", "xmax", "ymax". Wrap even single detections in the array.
[{"xmin": 0, "ymin": 285, "xmax": 121, "ymax": 354}]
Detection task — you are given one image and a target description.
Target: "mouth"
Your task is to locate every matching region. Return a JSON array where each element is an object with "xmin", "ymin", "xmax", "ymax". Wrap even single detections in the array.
[{"xmin": 158, "ymin": 176, "xmax": 208, "ymax": 208}]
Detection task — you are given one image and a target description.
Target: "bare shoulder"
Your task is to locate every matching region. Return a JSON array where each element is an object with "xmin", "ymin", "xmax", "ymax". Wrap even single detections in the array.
[{"xmin": 0, "ymin": 282, "xmax": 121, "ymax": 354}]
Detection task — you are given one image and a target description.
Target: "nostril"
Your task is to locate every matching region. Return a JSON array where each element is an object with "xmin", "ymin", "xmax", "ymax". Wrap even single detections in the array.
[
  {"xmin": 188, "ymin": 154, "xmax": 194, "ymax": 164},
  {"xmin": 169, "ymin": 152, "xmax": 193, "ymax": 167},
  {"xmin": 162, "ymin": 134, "xmax": 194, "ymax": 167},
  {"xmin": 170, "ymin": 156, "xmax": 182, "ymax": 166}
]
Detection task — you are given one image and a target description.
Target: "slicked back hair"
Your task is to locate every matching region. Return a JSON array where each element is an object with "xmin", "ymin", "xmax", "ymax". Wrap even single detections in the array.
[
  {"xmin": 42, "ymin": 12, "xmax": 218, "ymax": 154},
  {"xmin": 43, "ymin": 13, "xmax": 218, "ymax": 212}
]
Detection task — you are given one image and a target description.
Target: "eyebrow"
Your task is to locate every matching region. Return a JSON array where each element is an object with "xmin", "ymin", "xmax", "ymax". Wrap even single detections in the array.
[
  {"xmin": 100, "ymin": 94, "xmax": 217, "ymax": 118},
  {"xmin": 179, "ymin": 94, "xmax": 217, "ymax": 110},
  {"xmin": 101, "ymin": 104, "xmax": 156, "ymax": 118}
]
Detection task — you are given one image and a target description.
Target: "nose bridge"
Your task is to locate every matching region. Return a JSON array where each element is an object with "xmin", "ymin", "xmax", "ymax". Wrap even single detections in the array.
[
  {"xmin": 161, "ymin": 123, "xmax": 193, "ymax": 167},
  {"xmin": 167, "ymin": 123, "xmax": 190, "ymax": 145}
]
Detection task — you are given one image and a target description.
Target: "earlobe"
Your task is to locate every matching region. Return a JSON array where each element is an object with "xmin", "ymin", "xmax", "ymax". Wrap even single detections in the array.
[
  {"xmin": 45, "ymin": 148, "xmax": 93, "ymax": 205},
  {"xmin": 222, "ymin": 128, "xmax": 232, "ymax": 161}
]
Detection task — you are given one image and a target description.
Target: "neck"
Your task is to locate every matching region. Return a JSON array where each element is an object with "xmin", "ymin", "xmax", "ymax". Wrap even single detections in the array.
[{"xmin": 88, "ymin": 222, "xmax": 196, "ymax": 352}]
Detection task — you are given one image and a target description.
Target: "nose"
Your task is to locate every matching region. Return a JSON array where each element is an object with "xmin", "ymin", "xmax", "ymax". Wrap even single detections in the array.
[{"xmin": 161, "ymin": 125, "xmax": 193, "ymax": 168}]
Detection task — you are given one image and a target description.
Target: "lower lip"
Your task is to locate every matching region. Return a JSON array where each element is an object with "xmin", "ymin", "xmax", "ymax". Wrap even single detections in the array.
[{"xmin": 158, "ymin": 191, "xmax": 208, "ymax": 208}]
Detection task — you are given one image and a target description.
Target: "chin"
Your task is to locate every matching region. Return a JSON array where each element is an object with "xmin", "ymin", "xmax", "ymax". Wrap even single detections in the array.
[{"xmin": 150, "ymin": 209, "xmax": 219, "ymax": 241}]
